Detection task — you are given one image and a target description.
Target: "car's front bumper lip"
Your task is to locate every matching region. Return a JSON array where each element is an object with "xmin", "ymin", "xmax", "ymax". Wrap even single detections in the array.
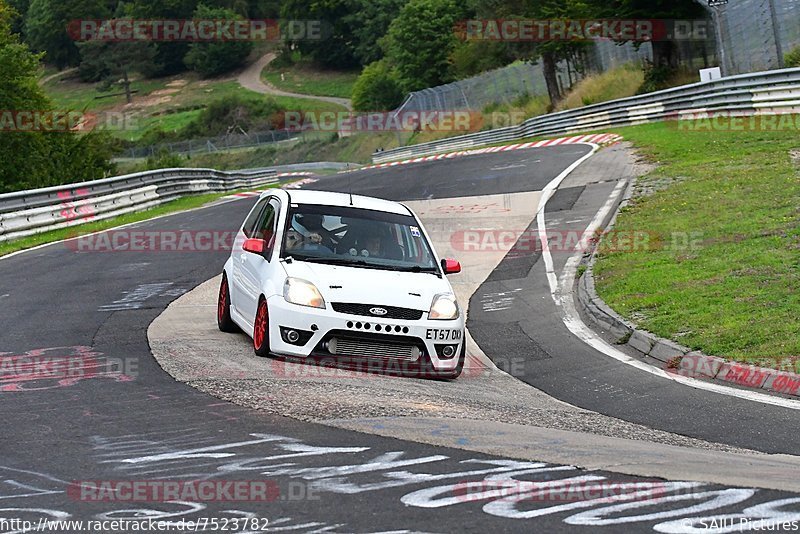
[{"xmin": 266, "ymin": 296, "xmax": 464, "ymax": 370}]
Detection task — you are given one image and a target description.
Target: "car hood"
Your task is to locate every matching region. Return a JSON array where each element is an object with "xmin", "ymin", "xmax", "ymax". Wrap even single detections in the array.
[{"xmin": 281, "ymin": 260, "xmax": 451, "ymax": 310}]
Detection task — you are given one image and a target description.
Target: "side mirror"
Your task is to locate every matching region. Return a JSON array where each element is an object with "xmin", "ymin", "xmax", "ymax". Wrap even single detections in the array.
[
  {"xmin": 441, "ymin": 258, "xmax": 461, "ymax": 275},
  {"xmin": 243, "ymin": 238, "xmax": 267, "ymax": 255}
]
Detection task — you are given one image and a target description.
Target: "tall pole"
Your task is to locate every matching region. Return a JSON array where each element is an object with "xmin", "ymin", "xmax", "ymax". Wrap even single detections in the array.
[
  {"xmin": 712, "ymin": 6, "xmax": 729, "ymax": 76},
  {"xmin": 766, "ymin": 0, "xmax": 785, "ymax": 68}
]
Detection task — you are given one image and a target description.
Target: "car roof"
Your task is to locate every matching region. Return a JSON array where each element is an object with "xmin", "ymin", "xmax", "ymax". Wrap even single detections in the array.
[{"xmin": 268, "ymin": 189, "xmax": 413, "ymax": 216}]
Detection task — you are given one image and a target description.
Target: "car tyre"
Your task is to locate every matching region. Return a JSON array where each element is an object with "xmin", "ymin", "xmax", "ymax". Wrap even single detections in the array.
[
  {"xmin": 217, "ymin": 274, "xmax": 240, "ymax": 333},
  {"xmin": 253, "ymin": 297, "xmax": 271, "ymax": 357}
]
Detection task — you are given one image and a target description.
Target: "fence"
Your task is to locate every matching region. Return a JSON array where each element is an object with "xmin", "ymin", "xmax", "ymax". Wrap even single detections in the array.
[
  {"xmin": 123, "ymin": 128, "xmax": 333, "ymax": 160},
  {"xmin": 373, "ymin": 67, "xmax": 800, "ymax": 163},
  {"xmin": 394, "ymin": 0, "xmax": 800, "ymax": 116},
  {"xmin": 0, "ymin": 168, "xmax": 281, "ymax": 243},
  {"xmin": 709, "ymin": 0, "xmax": 800, "ymax": 75}
]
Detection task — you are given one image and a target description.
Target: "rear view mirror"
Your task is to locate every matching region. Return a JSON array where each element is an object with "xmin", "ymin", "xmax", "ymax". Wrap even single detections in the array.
[
  {"xmin": 441, "ymin": 258, "xmax": 461, "ymax": 275},
  {"xmin": 243, "ymin": 238, "xmax": 267, "ymax": 255}
]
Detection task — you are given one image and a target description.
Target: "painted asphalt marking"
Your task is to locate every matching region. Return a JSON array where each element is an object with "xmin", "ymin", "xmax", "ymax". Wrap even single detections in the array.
[
  {"xmin": 352, "ymin": 134, "xmax": 622, "ymax": 173},
  {"xmin": 536, "ymin": 153, "xmax": 800, "ymax": 411},
  {"xmin": 220, "ymin": 174, "xmax": 318, "ymax": 200},
  {"xmin": 490, "ymin": 164, "xmax": 529, "ymax": 171}
]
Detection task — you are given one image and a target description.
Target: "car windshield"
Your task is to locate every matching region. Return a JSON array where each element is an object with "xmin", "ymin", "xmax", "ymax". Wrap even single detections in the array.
[{"xmin": 281, "ymin": 204, "xmax": 439, "ymax": 273}]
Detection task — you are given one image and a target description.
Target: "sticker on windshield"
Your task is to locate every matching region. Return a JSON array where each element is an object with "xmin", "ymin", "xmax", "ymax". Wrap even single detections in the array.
[{"xmin": 410, "ymin": 226, "xmax": 421, "ymax": 237}]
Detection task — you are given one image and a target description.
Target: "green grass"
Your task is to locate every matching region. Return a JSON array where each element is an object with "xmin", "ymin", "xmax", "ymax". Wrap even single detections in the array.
[
  {"xmin": 592, "ymin": 120, "xmax": 800, "ymax": 368},
  {"xmin": 44, "ymin": 75, "xmax": 170, "ymax": 113},
  {"xmin": 0, "ymin": 183, "xmax": 283, "ymax": 258},
  {"xmin": 128, "ymin": 109, "xmax": 204, "ymax": 142},
  {"xmin": 263, "ymin": 61, "xmax": 357, "ymax": 99},
  {"xmin": 42, "ymin": 73, "xmax": 346, "ymax": 143},
  {"xmin": 126, "ymin": 130, "xmax": 394, "ymax": 171},
  {"xmin": 557, "ymin": 64, "xmax": 644, "ymax": 110}
]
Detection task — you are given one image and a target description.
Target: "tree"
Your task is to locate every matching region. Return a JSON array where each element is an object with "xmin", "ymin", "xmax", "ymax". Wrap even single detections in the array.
[
  {"xmin": 383, "ymin": 0, "xmax": 469, "ymax": 92},
  {"xmin": 466, "ymin": 0, "xmax": 591, "ymax": 108},
  {"xmin": 78, "ymin": 38, "xmax": 158, "ymax": 103},
  {"xmin": 24, "ymin": 0, "xmax": 109, "ymax": 68},
  {"xmin": 352, "ymin": 60, "xmax": 404, "ymax": 111},
  {"xmin": 280, "ymin": 0, "xmax": 361, "ymax": 69},
  {"xmin": 184, "ymin": 4, "xmax": 253, "ymax": 77},
  {"xmin": 345, "ymin": 0, "xmax": 408, "ymax": 65},
  {"xmin": 126, "ymin": 0, "xmax": 198, "ymax": 75},
  {"xmin": 594, "ymin": 0, "xmax": 707, "ymax": 69},
  {"xmin": 0, "ymin": 0, "xmax": 114, "ymax": 193},
  {"xmin": 7, "ymin": 0, "xmax": 27, "ymax": 36},
  {"xmin": 449, "ymin": 40, "xmax": 513, "ymax": 79}
]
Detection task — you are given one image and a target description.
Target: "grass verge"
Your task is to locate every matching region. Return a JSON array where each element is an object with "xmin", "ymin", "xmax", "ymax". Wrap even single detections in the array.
[
  {"xmin": 42, "ymin": 73, "xmax": 346, "ymax": 144},
  {"xmin": 0, "ymin": 184, "xmax": 282, "ymax": 258},
  {"xmin": 593, "ymin": 121, "xmax": 800, "ymax": 368},
  {"xmin": 557, "ymin": 64, "xmax": 644, "ymax": 110},
  {"xmin": 262, "ymin": 61, "xmax": 357, "ymax": 99}
]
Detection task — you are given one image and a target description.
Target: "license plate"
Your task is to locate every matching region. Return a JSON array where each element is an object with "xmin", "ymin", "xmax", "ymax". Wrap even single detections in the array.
[{"xmin": 425, "ymin": 329, "xmax": 463, "ymax": 341}]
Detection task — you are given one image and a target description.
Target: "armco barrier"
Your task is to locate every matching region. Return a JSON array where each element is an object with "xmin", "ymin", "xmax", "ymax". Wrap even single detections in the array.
[
  {"xmin": 373, "ymin": 67, "xmax": 800, "ymax": 163},
  {"xmin": 0, "ymin": 168, "xmax": 280, "ymax": 243}
]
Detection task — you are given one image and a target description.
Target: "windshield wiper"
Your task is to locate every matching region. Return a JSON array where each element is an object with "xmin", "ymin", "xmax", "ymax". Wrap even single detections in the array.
[
  {"xmin": 294, "ymin": 256, "xmax": 375, "ymax": 268},
  {"xmin": 386, "ymin": 265, "xmax": 441, "ymax": 275},
  {"xmin": 294, "ymin": 256, "xmax": 441, "ymax": 274}
]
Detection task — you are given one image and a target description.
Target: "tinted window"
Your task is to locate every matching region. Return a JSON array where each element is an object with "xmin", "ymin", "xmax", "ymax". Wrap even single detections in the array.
[
  {"xmin": 253, "ymin": 198, "xmax": 281, "ymax": 251},
  {"xmin": 242, "ymin": 199, "xmax": 269, "ymax": 238},
  {"xmin": 281, "ymin": 204, "xmax": 439, "ymax": 273}
]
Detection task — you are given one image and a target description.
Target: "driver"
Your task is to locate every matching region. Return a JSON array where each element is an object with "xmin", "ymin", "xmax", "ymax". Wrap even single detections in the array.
[{"xmin": 296, "ymin": 214, "xmax": 336, "ymax": 251}]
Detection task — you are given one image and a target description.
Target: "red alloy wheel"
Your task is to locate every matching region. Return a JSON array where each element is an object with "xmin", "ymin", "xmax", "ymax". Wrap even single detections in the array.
[
  {"xmin": 254, "ymin": 300, "xmax": 268, "ymax": 350},
  {"xmin": 218, "ymin": 278, "xmax": 228, "ymax": 322}
]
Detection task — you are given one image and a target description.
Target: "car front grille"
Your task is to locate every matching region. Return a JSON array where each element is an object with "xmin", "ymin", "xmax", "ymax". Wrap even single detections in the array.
[
  {"xmin": 328, "ymin": 337, "xmax": 421, "ymax": 362},
  {"xmin": 331, "ymin": 302, "xmax": 424, "ymax": 321}
]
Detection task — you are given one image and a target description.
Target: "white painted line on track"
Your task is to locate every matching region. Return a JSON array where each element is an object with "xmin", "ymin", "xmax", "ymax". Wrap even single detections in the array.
[{"xmin": 536, "ymin": 148, "xmax": 800, "ymax": 411}]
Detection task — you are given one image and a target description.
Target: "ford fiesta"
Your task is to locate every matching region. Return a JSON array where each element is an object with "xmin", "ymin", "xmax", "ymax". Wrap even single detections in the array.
[{"xmin": 217, "ymin": 189, "xmax": 466, "ymax": 379}]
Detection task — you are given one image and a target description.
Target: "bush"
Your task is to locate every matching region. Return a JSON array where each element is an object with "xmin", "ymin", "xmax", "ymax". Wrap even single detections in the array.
[
  {"xmin": 134, "ymin": 94, "xmax": 285, "ymax": 147},
  {"xmin": 143, "ymin": 148, "xmax": 185, "ymax": 171},
  {"xmin": 786, "ymin": 46, "xmax": 800, "ymax": 68},
  {"xmin": 270, "ymin": 47, "xmax": 295, "ymax": 69},
  {"xmin": 638, "ymin": 64, "xmax": 676, "ymax": 94},
  {"xmin": 184, "ymin": 95, "xmax": 284, "ymax": 137},
  {"xmin": 352, "ymin": 60, "xmax": 404, "ymax": 111}
]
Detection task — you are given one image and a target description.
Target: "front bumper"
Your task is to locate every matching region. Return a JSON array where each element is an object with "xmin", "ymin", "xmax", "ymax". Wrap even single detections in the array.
[{"xmin": 266, "ymin": 295, "xmax": 465, "ymax": 371}]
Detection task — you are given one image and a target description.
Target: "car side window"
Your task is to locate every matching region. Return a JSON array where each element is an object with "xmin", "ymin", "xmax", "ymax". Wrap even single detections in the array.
[
  {"xmin": 242, "ymin": 199, "xmax": 269, "ymax": 238},
  {"xmin": 254, "ymin": 198, "xmax": 281, "ymax": 253}
]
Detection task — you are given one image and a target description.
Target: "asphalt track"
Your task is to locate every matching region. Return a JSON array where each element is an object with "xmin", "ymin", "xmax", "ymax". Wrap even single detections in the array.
[{"xmin": 1, "ymin": 146, "xmax": 798, "ymax": 533}]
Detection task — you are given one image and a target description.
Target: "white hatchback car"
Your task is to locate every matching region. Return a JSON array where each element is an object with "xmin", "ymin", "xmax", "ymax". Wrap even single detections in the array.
[{"xmin": 217, "ymin": 189, "xmax": 466, "ymax": 379}]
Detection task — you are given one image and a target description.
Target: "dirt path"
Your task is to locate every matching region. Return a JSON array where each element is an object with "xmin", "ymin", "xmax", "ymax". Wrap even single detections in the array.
[
  {"xmin": 39, "ymin": 67, "xmax": 78, "ymax": 86},
  {"xmin": 237, "ymin": 53, "xmax": 352, "ymax": 110}
]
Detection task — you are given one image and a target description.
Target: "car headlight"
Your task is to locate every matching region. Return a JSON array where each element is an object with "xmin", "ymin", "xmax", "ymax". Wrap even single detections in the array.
[
  {"xmin": 283, "ymin": 278, "xmax": 326, "ymax": 309},
  {"xmin": 429, "ymin": 293, "xmax": 459, "ymax": 320}
]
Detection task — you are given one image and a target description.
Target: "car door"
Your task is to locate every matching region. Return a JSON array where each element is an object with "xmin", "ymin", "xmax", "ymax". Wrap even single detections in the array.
[
  {"xmin": 238, "ymin": 197, "xmax": 282, "ymax": 322},
  {"xmin": 231, "ymin": 198, "xmax": 269, "ymax": 318}
]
